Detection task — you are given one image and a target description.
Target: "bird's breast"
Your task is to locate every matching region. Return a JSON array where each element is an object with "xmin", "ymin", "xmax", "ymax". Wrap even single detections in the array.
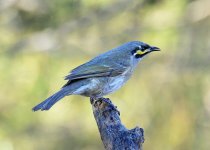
[
  {"xmin": 102, "ymin": 74, "xmax": 130, "ymax": 96},
  {"xmin": 103, "ymin": 67, "xmax": 133, "ymax": 95},
  {"xmin": 78, "ymin": 67, "xmax": 133, "ymax": 97}
]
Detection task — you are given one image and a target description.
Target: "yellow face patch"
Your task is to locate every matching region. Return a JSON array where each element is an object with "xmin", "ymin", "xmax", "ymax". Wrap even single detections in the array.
[{"xmin": 136, "ymin": 50, "xmax": 147, "ymax": 55}]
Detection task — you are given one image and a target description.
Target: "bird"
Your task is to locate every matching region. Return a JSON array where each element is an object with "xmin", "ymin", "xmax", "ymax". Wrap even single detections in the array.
[{"xmin": 32, "ymin": 41, "xmax": 160, "ymax": 111}]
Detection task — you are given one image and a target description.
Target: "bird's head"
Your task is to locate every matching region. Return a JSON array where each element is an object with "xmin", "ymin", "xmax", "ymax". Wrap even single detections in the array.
[{"xmin": 127, "ymin": 41, "xmax": 160, "ymax": 60}]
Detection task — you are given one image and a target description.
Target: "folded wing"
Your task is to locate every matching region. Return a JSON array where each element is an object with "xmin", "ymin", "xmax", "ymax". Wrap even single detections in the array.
[{"xmin": 63, "ymin": 64, "xmax": 126, "ymax": 87}]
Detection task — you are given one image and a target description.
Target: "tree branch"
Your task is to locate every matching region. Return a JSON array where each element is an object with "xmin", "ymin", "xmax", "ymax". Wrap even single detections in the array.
[{"xmin": 91, "ymin": 98, "xmax": 144, "ymax": 150}]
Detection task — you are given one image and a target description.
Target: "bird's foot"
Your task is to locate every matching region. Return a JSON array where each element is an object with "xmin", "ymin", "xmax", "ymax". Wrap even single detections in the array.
[
  {"xmin": 91, "ymin": 97, "xmax": 120, "ymax": 115},
  {"xmin": 90, "ymin": 97, "xmax": 96, "ymax": 105}
]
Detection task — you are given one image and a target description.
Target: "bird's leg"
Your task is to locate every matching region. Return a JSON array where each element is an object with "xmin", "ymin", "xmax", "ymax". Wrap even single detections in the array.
[
  {"xmin": 90, "ymin": 97, "xmax": 120, "ymax": 115},
  {"xmin": 90, "ymin": 97, "xmax": 95, "ymax": 105},
  {"xmin": 90, "ymin": 97, "xmax": 103, "ymax": 107},
  {"xmin": 98, "ymin": 97, "xmax": 120, "ymax": 115}
]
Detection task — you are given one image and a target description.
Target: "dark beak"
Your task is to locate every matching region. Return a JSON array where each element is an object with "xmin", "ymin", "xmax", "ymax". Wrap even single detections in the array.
[{"xmin": 149, "ymin": 46, "xmax": 161, "ymax": 52}]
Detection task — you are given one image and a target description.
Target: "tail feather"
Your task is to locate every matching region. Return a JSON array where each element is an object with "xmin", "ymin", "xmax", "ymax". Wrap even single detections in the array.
[{"xmin": 32, "ymin": 89, "xmax": 68, "ymax": 111}]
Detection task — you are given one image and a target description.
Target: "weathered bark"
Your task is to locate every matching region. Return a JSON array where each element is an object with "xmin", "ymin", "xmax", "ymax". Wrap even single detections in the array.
[{"xmin": 91, "ymin": 98, "xmax": 144, "ymax": 150}]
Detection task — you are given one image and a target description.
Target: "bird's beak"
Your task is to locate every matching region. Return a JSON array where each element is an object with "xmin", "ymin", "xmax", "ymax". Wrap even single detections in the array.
[
  {"xmin": 149, "ymin": 46, "xmax": 161, "ymax": 52},
  {"xmin": 138, "ymin": 45, "xmax": 161, "ymax": 58}
]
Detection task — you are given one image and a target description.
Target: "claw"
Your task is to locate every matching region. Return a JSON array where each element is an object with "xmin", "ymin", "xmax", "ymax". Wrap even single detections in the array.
[
  {"xmin": 90, "ymin": 97, "xmax": 120, "ymax": 115},
  {"xmin": 99, "ymin": 98, "xmax": 120, "ymax": 115}
]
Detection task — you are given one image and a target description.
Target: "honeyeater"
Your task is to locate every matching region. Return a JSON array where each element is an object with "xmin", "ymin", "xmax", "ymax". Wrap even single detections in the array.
[{"xmin": 32, "ymin": 41, "xmax": 160, "ymax": 111}]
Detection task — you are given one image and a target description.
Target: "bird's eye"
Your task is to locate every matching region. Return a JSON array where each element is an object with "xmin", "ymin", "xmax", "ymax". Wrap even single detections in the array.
[
  {"xmin": 131, "ymin": 45, "xmax": 151, "ymax": 59},
  {"xmin": 131, "ymin": 47, "xmax": 140, "ymax": 55},
  {"xmin": 131, "ymin": 45, "xmax": 150, "ymax": 56},
  {"xmin": 141, "ymin": 44, "xmax": 150, "ymax": 51}
]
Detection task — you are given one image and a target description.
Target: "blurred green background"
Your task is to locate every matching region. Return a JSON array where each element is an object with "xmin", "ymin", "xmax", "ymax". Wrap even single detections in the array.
[{"xmin": 0, "ymin": 0, "xmax": 210, "ymax": 149}]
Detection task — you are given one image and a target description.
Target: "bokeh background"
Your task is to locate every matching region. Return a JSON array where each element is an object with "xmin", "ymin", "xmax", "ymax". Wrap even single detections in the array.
[{"xmin": 0, "ymin": 0, "xmax": 210, "ymax": 149}]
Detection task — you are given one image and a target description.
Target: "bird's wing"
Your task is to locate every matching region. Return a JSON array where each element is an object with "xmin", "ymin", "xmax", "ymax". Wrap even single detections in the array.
[
  {"xmin": 62, "ymin": 49, "xmax": 130, "ymax": 87},
  {"xmin": 62, "ymin": 64, "xmax": 127, "ymax": 87},
  {"xmin": 64, "ymin": 64, "xmax": 126, "ymax": 81}
]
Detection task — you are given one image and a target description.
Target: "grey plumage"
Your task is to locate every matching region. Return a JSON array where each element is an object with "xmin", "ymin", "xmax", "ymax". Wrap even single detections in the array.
[
  {"xmin": 32, "ymin": 89, "xmax": 67, "ymax": 111},
  {"xmin": 32, "ymin": 41, "xmax": 160, "ymax": 111}
]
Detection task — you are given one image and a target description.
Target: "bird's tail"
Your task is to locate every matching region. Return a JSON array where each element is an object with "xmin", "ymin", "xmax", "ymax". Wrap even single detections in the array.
[{"xmin": 32, "ymin": 88, "xmax": 69, "ymax": 111}]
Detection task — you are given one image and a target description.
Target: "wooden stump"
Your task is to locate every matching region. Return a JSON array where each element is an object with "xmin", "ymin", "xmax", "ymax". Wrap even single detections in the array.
[{"xmin": 91, "ymin": 98, "xmax": 144, "ymax": 150}]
